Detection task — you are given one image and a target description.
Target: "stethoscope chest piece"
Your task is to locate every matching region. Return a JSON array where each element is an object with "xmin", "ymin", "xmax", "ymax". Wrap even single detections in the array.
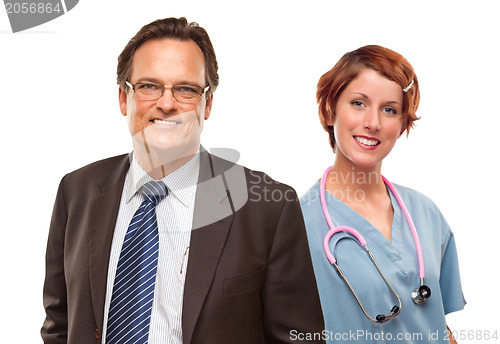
[{"xmin": 411, "ymin": 284, "xmax": 431, "ymax": 304}]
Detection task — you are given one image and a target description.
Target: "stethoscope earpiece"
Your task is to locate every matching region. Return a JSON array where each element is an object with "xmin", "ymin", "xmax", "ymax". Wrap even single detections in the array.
[
  {"xmin": 412, "ymin": 284, "xmax": 431, "ymax": 304},
  {"xmin": 391, "ymin": 305, "xmax": 400, "ymax": 314},
  {"xmin": 375, "ymin": 305, "xmax": 400, "ymax": 323}
]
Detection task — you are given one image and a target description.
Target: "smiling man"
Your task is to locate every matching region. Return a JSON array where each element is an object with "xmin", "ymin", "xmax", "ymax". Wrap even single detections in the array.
[
  {"xmin": 41, "ymin": 17, "xmax": 325, "ymax": 344},
  {"xmin": 121, "ymin": 37, "xmax": 211, "ymax": 179}
]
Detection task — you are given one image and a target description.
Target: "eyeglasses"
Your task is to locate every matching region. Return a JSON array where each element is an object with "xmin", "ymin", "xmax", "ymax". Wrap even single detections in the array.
[{"xmin": 125, "ymin": 80, "xmax": 209, "ymax": 103}]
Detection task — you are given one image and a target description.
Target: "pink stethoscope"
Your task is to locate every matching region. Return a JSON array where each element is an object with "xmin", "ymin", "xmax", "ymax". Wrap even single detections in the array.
[{"xmin": 320, "ymin": 166, "xmax": 431, "ymax": 324}]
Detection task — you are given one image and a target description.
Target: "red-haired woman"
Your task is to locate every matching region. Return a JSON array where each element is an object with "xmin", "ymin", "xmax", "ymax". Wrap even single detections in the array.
[{"xmin": 300, "ymin": 45, "xmax": 465, "ymax": 343}]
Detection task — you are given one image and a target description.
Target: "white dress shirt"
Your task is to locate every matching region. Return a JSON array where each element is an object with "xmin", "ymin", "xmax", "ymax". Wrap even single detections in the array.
[{"xmin": 101, "ymin": 152, "xmax": 200, "ymax": 344}]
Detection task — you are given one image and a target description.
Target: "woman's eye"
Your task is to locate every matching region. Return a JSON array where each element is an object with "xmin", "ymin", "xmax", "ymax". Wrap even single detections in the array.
[
  {"xmin": 382, "ymin": 107, "xmax": 397, "ymax": 114},
  {"xmin": 351, "ymin": 100, "xmax": 364, "ymax": 107}
]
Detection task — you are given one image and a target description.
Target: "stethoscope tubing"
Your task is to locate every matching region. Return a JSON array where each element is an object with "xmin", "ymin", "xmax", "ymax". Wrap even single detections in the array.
[
  {"xmin": 320, "ymin": 166, "xmax": 431, "ymax": 317},
  {"xmin": 320, "ymin": 166, "xmax": 425, "ymax": 280},
  {"xmin": 320, "ymin": 167, "xmax": 366, "ymax": 263},
  {"xmin": 381, "ymin": 175, "xmax": 425, "ymax": 280}
]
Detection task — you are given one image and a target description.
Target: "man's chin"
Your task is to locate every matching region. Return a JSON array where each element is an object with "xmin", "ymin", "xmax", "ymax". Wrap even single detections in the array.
[
  {"xmin": 150, "ymin": 142, "xmax": 197, "ymax": 159},
  {"xmin": 134, "ymin": 138, "xmax": 199, "ymax": 171}
]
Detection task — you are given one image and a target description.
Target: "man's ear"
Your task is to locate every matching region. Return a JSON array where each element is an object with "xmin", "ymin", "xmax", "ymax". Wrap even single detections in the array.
[
  {"xmin": 119, "ymin": 87, "xmax": 128, "ymax": 116},
  {"xmin": 203, "ymin": 94, "xmax": 213, "ymax": 120}
]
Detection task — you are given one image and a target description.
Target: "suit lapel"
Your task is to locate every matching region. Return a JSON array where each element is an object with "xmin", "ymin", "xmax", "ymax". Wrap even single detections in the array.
[
  {"xmin": 182, "ymin": 151, "xmax": 235, "ymax": 344},
  {"xmin": 88, "ymin": 154, "xmax": 130, "ymax": 329}
]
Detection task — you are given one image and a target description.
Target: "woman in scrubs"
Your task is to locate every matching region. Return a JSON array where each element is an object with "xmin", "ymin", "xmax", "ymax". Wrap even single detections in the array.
[{"xmin": 300, "ymin": 45, "xmax": 465, "ymax": 343}]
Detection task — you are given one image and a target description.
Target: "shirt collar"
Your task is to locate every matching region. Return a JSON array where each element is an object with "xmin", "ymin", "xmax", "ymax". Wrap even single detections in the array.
[{"xmin": 126, "ymin": 151, "xmax": 200, "ymax": 207}]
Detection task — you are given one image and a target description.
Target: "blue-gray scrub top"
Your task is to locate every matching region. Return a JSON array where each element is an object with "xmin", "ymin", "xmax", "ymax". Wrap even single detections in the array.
[{"xmin": 300, "ymin": 181, "xmax": 466, "ymax": 344}]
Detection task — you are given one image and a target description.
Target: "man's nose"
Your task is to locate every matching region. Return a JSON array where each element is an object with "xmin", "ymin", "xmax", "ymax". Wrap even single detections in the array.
[{"xmin": 156, "ymin": 87, "xmax": 178, "ymax": 112}]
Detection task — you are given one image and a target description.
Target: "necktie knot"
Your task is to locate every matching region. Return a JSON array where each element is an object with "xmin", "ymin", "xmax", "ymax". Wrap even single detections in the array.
[{"xmin": 141, "ymin": 180, "xmax": 168, "ymax": 206}]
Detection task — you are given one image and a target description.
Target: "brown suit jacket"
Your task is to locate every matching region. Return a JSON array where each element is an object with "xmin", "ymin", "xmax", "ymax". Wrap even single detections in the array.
[{"xmin": 41, "ymin": 150, "xmax": 325, "ymax": 343}]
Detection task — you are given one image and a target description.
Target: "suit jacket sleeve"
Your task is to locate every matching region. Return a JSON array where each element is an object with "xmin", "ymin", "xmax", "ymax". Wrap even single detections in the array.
[
  {"xmin": 262, "ymin": 188, "xmax": 325, "ymax": 343},
  {"xmin": 41, "ymin": 177, "xmax": 69, "ymax": 343}
]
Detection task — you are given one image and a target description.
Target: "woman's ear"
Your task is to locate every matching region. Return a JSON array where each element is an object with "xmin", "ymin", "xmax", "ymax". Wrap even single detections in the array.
[
  {"xmin": 325, "ymin": 110, "xmax": 335, "ymax": 126},
  {"xmin": 399, "ymin": 120, "xmax": 408, "ymax": 138}
]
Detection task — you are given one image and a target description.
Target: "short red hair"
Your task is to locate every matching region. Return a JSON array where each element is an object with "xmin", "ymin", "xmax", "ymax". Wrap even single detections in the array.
[{"xmin": 317, "ymin": 45, "xmax": 420, "ymax": 150}]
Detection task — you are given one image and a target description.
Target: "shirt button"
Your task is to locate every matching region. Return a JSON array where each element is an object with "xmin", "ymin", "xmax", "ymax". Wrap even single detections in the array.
[{"xmin": 95, "ymin": 328, "xmax": 100, "ymax": 339}]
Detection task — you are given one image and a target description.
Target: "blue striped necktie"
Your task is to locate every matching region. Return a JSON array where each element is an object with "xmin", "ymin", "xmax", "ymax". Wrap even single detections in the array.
[{"xmin": 106, "ymin": 180, "xmax": 168, "ymax": 344}]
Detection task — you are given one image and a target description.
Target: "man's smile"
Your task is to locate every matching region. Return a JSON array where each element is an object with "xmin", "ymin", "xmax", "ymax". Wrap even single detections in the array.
[{"xmin": 152, "ymin": 118, "xmax": 181, "ymax": 125}]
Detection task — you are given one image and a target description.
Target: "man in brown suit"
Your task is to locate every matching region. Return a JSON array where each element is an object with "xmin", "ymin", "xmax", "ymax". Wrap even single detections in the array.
[{"xmin": 41, "ymin": 17, "xmax": 325, "ymax": 344}]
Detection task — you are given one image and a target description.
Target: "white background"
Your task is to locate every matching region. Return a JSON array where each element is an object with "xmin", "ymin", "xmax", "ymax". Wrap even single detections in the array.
[{"xmin": 1, "ymin": 0, "xmax": 498, "ymax": 342}]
